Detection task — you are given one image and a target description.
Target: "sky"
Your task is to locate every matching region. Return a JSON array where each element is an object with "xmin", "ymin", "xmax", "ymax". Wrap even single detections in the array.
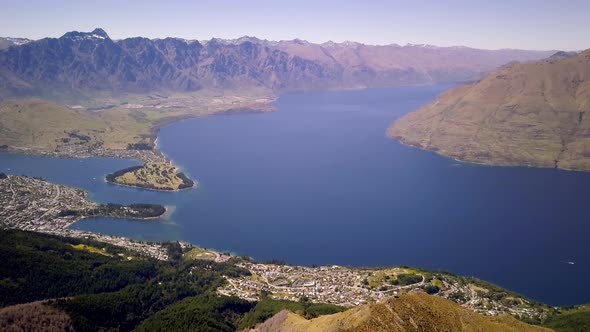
[{"xmin": 1, "ymin": 0, "xmax": 589, "ymax": 50}]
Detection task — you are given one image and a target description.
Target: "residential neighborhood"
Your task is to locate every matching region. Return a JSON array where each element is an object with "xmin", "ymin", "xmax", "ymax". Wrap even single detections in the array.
[{"xmin": 0, "ymin": 174, "xmax": 170, "ymax": 260}]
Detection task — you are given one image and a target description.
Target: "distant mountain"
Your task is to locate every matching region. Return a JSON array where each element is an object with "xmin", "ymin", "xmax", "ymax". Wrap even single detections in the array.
[
  {"xmin": 270, "ymin": 40, "xmax": 554, "ymax": 87},
  {"xmin": 252, "ymin": 293, "xmax": 550, "ymax": 332},
  {"xmin": 0, "ymin": 28, "xmax": 554, "ymax": 102},
  {"xmin": 0, "ymin": 37, "xmax": 33, "ymax": 50},
  {"xmin": 388, "ymin": 49, "xmax": 590, "ymax": 170}
]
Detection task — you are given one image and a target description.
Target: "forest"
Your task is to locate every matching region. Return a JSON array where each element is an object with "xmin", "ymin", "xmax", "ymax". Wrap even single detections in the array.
[{"xmin": 0, "ymin": 229, "xmax": 343, "ymax": 331}]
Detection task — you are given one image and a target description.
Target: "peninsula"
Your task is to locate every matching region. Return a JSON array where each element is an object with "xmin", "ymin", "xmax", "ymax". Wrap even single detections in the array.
[
  {"xmin": 0, "ymin": 94, "xmax": 273, "ymax": 190},
  {"xmin": 106, "ymin": 162, "xmax": 194, "ymax": 191}
]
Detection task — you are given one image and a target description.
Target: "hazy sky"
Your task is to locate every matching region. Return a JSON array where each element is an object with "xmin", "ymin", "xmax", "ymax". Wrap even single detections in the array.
[{"xmin": 1, "ymin": 0, "xmax": 588, "ymax": 50}]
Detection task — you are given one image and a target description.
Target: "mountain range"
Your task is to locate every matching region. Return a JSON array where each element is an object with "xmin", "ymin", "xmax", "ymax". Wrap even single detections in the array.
[
  {"xmin": 0, "ymin": 28, "xmax": 553, "ymax": 102},
  {"xmin": 388, "ymin": 49, "xmax": 590, "ymax": 170}
]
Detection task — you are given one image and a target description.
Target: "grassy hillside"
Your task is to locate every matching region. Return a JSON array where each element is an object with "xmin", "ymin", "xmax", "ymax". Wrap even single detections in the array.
[
  {"xmin": 542, "ymin": 305, "xmax": 590, "ymax": 332},
  {"xmin": 388, "ymin": 49, "xmax": 590, "ymax": 170},
  {"xmin": 0, "ymin": 88, "xmax": 273, "ymax": 156},
  {"xmin": 0, "ymin": 99, "xmax": 151, "ymax": 151},
  {"xmin": 237, "ymin": 298, "xmax": 345, "ymax": 330},
  {"xmin": 253, "ymin": 293, "xmax": 551, "ymax": 332}
]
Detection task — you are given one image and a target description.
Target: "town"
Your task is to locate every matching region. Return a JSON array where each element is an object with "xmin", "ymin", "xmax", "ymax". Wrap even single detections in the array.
[
  {"xmin": 218, "ymin": 261, "xmax": 551, "ymax": 321},
  {"xmin": 0, "ymin": 172, "xmax": 552, "ymax": 322},
  {"xmin": 0, "ymin": 173, "xmax": 170, "ymax": 260}
]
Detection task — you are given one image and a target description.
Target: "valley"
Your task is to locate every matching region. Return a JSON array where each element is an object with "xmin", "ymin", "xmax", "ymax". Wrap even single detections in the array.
[
  {"xmin": 3, "ymin": 86, "xmax": 589, "ymax": 307},
  {"xmin": 0, "ymin": 19, "xmax": 589, "ymax": 331}
]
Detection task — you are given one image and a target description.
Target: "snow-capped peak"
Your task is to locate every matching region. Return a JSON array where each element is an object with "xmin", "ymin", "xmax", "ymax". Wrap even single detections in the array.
[{"xmin": 1, "ymin": 37, "xmax": 33, "ymax": 46}]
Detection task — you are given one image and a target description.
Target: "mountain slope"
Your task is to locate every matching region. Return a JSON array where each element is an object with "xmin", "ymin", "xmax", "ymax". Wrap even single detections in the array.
[
  {"xmin": 388, "ymin": 49, "xmax": 590, "ymax": 170},
  {"xmin": 0, "ymin": 29, "xmax": 553, "ymax": 102},
  {"xmin": 252, "ymin": 293, "xmax": 551, "ymax": 332}
]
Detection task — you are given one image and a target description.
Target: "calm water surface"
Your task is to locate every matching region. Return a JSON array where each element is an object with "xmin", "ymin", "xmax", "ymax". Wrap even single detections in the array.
[{"xmin": 2, "ymin": 85, "xmax": 589, "ymax": 306}]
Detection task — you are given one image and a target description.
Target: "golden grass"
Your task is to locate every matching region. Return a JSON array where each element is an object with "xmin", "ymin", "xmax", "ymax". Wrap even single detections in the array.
[
  {"xmin": 253, "ymin": 293, "xmax": 552, "ymax": 332},
  {"xmin": 70, "ymin": 244, "xmax": 113, "ymax": 257},
  {"xmin": 184, "ymin": 247, "xmax": 217, "ymax": 261},
  {"xmin": 433, "ymin": 278, "xmax": 444, "ymax": 289}
]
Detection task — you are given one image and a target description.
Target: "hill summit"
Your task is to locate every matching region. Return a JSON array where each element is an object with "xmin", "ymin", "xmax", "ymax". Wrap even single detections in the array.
[{"xmin": 252, "ymin": 293, "xmax": 550, "ymax": 332}]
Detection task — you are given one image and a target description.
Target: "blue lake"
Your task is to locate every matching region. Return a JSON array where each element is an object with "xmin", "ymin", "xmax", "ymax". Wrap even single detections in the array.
[{"xmin": 2, "ymin": 85, "xmax": 589, "ymax": 306}]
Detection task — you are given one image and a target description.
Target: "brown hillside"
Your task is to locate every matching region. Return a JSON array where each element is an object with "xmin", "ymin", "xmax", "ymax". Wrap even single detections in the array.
[
  {"xmin": 388, "ymin": 49, "xmax": 590, "ymax": 170},
  {"xmin": 252, "ymin": 293, "xmax": 551, "ymax": 332}
]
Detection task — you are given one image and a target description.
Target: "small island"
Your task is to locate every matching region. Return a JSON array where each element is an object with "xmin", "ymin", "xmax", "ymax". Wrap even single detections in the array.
[{"xmin": 106, "ymin": 162, "xmax": 194, "ymax": 191}]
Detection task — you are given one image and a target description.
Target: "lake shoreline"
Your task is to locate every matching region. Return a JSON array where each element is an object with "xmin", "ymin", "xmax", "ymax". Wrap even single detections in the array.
[
  {"xmin": 388, "ymin": 134, "xmax": 590, "ymax": 173},
  {"xmin": 0, "ymin": 104, "xmax": 274, "ymax": 191},
  {"xmin": 2, "ymin": 86, "xmax": 590, "ymax": 306}
]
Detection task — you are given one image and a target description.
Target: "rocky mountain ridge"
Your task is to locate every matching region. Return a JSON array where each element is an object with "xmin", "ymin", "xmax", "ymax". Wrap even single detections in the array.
[{"xmin": 0, "ymin": 28, "xmax": 554, "ymax": 102}]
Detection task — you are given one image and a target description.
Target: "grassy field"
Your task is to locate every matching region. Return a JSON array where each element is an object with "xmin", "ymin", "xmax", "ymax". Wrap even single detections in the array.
[
  {"xmin": 70, "ymin": 244, "xmax": 113, "ymax": 257},
  {"xmin": 184, "ymin": 247, "xmax": 218, "ymax": 261},
  {"xmin": 367, "ymin": 268, "xmax": 421, "ymax": 288}
]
